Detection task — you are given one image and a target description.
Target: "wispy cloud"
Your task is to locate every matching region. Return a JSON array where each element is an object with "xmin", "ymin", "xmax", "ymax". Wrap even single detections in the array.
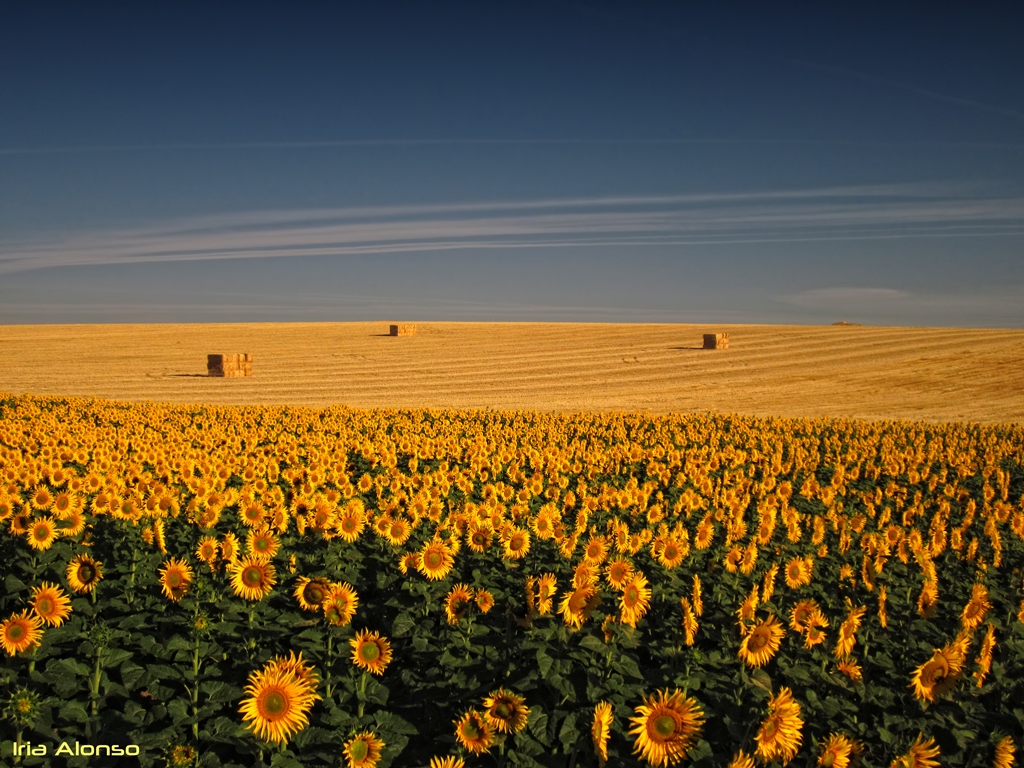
[
  {"xmin": 778, "ymin": 285, "xmax": 1024, "ymax": 323},
  {"xmin": 2, "ymin": 182, "xmax": 1023, "ymax": 275},
  {"xmin": 2, "ymin": 139, "xmax": 1023, "ymax": 156}
]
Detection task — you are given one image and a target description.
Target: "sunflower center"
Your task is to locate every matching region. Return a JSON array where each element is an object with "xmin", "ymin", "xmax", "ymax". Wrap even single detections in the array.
[
  {"xmin": 33, "ymin": 526, "xmax": 49, "ymax": 540},
  {"xmin": 348, "ymin": 739, "xmax": 368, "ymax": 760},
  {"xmin": 255, "ymin": 537, "xmax": 270, "ymax": 552},
  {"xmin": 343, "ymin": 519, "xmax": 357, "ymax": 532},
  {"xmin": 37, "ymin": 597, "xmax": 53, "ymax": 614},
  {"xmin": 305, "ymin": 585, "xmax": 324, "ymax": 604},
  {"xmin": 763, "ymin": 719, "xmax": 778, "ymax": 738},
  {"xmin": 462, "ymin": 722, "xmax": 481, "ymax": 740},
  {"xmin": 496, "ymin": 702, "xmax": 511, "ymax": 718},
  {"xmin": 78, "ymin": 565, "xmax": 96, "ymax": 583},
  {"xmin": 822, "ymin": 752, "xmax": 835, "ymax": 768},
  {"xmin": 167, "ymin": 572, "xmax": 183, "ymax": 588},
  {"xmin": 747, "ymin": 631, "xmax": 769, "ymax": 652},
  {"xmin": 359, "ymin": 642, "xmax": 380, "ymax": 662},
  {"xmin": 260, "ymin": 689, "xmax": 288, "ymax": 718},
  {"xmin": 7, "ymin": 624, "xmax": 25, "ymax": 641},
  {"xmin": 652, "ymin": 714, "xmax": 677, "ymax": 740},
  {"xmin": 426, "ymin": 552, "xmax": 442, "ymax": 568},
  {"xmin": 625, "ymin": 587, "xmax": 639, "ymax": 604},
  {"xmin": 243, "ymin": 567, "xmax": 263, "ymax": 586}
]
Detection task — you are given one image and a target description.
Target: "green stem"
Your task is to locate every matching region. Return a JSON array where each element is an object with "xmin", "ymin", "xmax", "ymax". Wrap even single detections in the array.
[
  {"xmin": 191, "ymin": 634, "xmax": 201, "ymax": 744},
  {"xmin": 325, "ymin": 632, "xmax": 334, "ymax": 699},
  {"xmin": 90, "ymin": 649, "xmax": 103, "ymax": 717},
  {"xmin": 357, "ymin": 672, "xmax": 367, "ymax": 719},
  {"xmin": 13, "ymin": 728, "xmax": 23, "ymax": 765}
]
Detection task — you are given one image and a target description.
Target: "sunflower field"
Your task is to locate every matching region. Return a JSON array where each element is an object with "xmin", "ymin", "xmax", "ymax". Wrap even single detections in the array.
[{"xmin": 1, "ymin": 392, "xmax": 1023, "ymax": 768}]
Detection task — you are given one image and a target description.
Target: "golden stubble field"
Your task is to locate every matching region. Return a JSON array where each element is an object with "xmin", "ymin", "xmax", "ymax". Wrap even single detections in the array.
[{"xmin": 1, "ymin": 322, "xmax": 1022, "ymax": 422}]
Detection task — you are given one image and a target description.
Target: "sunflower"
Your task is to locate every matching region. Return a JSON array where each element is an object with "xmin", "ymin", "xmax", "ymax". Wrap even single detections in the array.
[
  {"xmin": 694, "ymin": 518, "xmax": 714, "ymax": 549},
  {"xmin": 30, "ymin": 485, "xmax": 54, "ymax": 511},
  {"xmin": 974, "ymin": 623, "xmax": 996, "ymax": 687},
  {"xmin": 466, "ymin": 525, "xmax": 492, "ymax": 553},
  {"xmin": 728, "ymin": 750, "xmax": 756, "ymax": 768},
  {"xmin": 229, "ymin": 556, "xmax": 277, "ymax": 601},
  {"xmin": 910, "ymin": 641, "xmax": 966, "ymax": 703},
  {"xmin": 1, "ymin": 610, "xmax": 44, "ymax": 656},
  {"xmin": 239, "ymin": 499, "xmax": 266, "ymax": 528},
  {"xmin": 159, "ymin": 558, "xmax": 194, "ymax": 602},
  {"xmin": 583, "ymin": 535, "xmax": 610, "ymax": 565},
  {"xmin": 336, "ymin": 507, "xmax": 366, "ymax": 543},
  {"xmin": 619, "ymin": 572, "xmax": 652, "ymax": 628},
  {"xmin": 994, "ymin": 736, "xmax": 1016, "ymax": 768},
  {"xmin": 152, "ymin": 517, "xmax": 168, "ymax": 554},
  {"xmin": 66, "ymin": 554, "xmax": 103, "ymax": 594},
  {"xmin": 483, "ymin": 687, "xmax": 530, "ymax": 734},
  {"xmin": 573, "ymin": 562, "xmax": 599, "ymax": 589},
  {"xmin": 917, "ymin": 579, "xmax": 939, "ymax": 619},
  {"xmin": 454, "ymin": 710, "xmax": 494, "ymax": 755},
  {"xmin": 789, "ymin": 599, "xmax": 820, "ymax": 633},
  {"xmin": 724, "ymin": 546, "xmax": 744, "ymax": 574},
  {"xmin": 343, "ymin": 730, "xmax": 384, "ymax": 768},
  {"xmin": 560, "ymin": 584, "xmax": 599, "ymax": 629},
  {"xmin": 5, "ymin": 686, "xmax": 42, "ymax": 727},
  {"xmin": 628, "ymin": 688, "xmax": 705, "ymax": 767},
  {"xmin": 475, "ymin": 589, "xmax": 495, "ymax": 613},
  {"xmin": 739, "ymin": 614, "xmax": 786, "ymax": 668},
  {"xmin": 445, "ymin": 584, "xmax": 474, "ymax": 624},
  {"xmin": 26, "ymin": 516, "xmax": 59, "ymax": 551},
  {"xmin": 397, "ymin": 552, "xmax": 420, "ymax": 575},
  {"xmin": 384, "ymin": 518, "xmax": 412, "ymax": 547},
  {"xmin": 784, "ymin": 556, "xmax": 813, "ymax": 589},
  {"xmin": 265, "ymin": 651, "xmax": 320, "ymax": 690},
  {"xmin": 737, "ymin": 584, "xmax": 760, "ymax": 623},
  {"xmin": 58, "ymin": 509, "xmax": 86, "ymax": 537},
  {"xmin": 350, "ymin": 629, "xmax": 392, "ymax": 675},
  {"xmin": 196, "ymin": 536, "xmax": 219, "ymax": 569},
  {"xmin": 818, "ymin": 733, "xmax": 860, "ymax": 768},
  {"xmin": 293, "ymin": 576, "xmax": 331, "ymax": 611},
  {"xmin": 656, "ymin": 537, "xmax": 686, "ymax": 569},
  {"xmin": 169, "ymin": 745, "xmax": 196, "ymax": 766},
  {"xmin": 592, "ymin": 701, "xmax": 613, "ymax": 765},
  {"xmin": 680, "ymin": 597, "xmax": 698, "ymax": 646},
  {"xmin": 834, "ymin": 604, "xmax": 866, "ymax": 660},
  {"xmin": 418, "ymin": 539, "xmax": 455, "ymax": 581},
  {"xmin": 605, "ymin": 557, "xmax": 635, "ymax": 590},
  {"xmin": 504, "ymin": 527, "xmax": 531, "ymax": 559},
  {"xmin": 761, "ymin": 563, "xmax": 779, "ymax": 602},
  {"xmin": 890, "ymin": 734, "xmax": 940, "ymax": 768},
  {"xmin": 961, "ymin": 583, "xmax": 991, "ymax": 630},
  {"xmin": 429, "ymin": 758, "xmax": 465, "ymax": 768},
  {"xmin": 29, "ymin": 582, "xmax": 72, "ymax": 627},
  {"xmin": 238, "ymin": 663, "xmax": 320, "ymax": 745},
  {"xmin": 536, "ymin": 573, "xmax": 557, "ymax": 615},
  {"xmin": 836, "ymin": 659, "xmax": 862, "ymax": 683},
  {"xmin": 220, "ymin": 531, "xmax": 241, "ymax": 563},
  {"xmin": 247, "ymin": 529, "xmax": 280, "ymax": 561},
  {"xmin": 755, "ymin": 687, "xmax": 803, "ymax": 766}
]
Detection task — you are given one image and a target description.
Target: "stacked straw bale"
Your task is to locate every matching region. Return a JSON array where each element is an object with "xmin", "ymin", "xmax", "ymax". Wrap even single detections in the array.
[
  {"xmin": 207, "ymin": 354, "xmax": 253, "ymax": 377},
  {"xmin": 703, "ymin": 333, "xmax": 729, "ymax": 350},
  {"xmin": 389, "ymin": 324, "xmax": 416, "ymax": 337}
]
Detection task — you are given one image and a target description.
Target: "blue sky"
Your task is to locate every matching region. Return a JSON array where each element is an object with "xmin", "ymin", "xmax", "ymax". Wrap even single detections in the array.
[{"xmin": 1, "ymin": 3, "xmax": 1022, "ymax": 326}]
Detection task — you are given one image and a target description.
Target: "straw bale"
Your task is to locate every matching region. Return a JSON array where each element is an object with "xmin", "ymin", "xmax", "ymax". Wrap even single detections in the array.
[
  {"xmin": 389, "ymin": 324, "xmax": 416, "ymax": 336},
  {"xmin": 208, "ymin": 353, "xmax": 252, "ymax": 376},
  {"xmin": 703, "ymin": 333, "xmax": 729, "ymax": 350}
]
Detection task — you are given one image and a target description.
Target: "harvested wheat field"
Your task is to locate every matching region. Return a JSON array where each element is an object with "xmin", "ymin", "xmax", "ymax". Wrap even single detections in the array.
[{"xmin": 1, "ymin": 322, "xmax": 1022, "ymax": 422}]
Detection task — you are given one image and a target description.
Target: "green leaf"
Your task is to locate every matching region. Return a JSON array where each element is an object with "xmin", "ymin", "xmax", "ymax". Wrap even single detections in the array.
[
  {"xmin": 579, "ymin": 635, "xmax": 606, "ymax": 653},
  {"xmin": 558, "ymin": 712, "xmax": 578, "ymax": 750},
  {"xmin": 59, "ymin": 701, "xmax": 89, "ymax": 723},
  {"xmin": 392, "ymin": 612, "xmax": 418, "ymax": 637}
]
